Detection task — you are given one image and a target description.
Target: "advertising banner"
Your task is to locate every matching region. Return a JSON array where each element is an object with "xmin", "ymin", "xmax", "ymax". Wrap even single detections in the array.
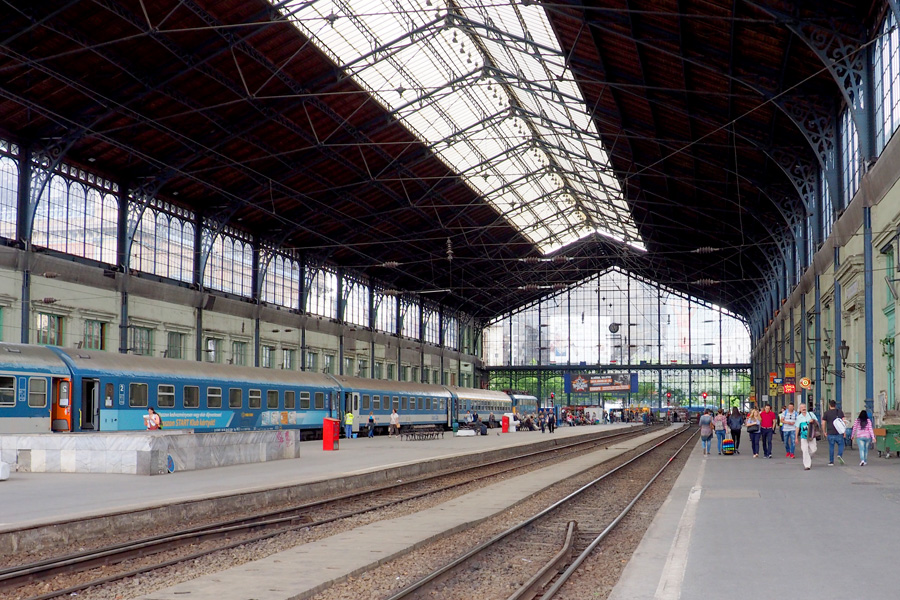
[{"xmin": 565, "ymin": 373, "xmax": 638, "ymax": 393}]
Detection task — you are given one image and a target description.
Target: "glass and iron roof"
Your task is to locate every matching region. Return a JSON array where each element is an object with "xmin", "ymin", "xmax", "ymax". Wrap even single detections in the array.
[{"xmin": 280, "ymin": 0, "xmax": 644, "ymax": 254}]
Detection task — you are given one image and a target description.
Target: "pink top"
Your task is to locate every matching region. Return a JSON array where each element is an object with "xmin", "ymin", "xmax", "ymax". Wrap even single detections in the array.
[{"xmin": 851, "ymin": 419, "xmax": 874, "ymax": 440}]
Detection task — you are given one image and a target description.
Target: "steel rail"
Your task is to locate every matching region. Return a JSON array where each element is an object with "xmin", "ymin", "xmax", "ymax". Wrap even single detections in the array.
[
  {"xmin": 535, "ymin": 429, "xmax": 698, "ymax": 599},
  {"xmin": 384, "ymin": 425, "xmax": 693, "ymax": 600}
]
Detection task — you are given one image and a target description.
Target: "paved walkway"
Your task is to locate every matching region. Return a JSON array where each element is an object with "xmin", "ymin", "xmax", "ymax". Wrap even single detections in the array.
[
  {"xmin": 610, "ymin": 438, "xmax": 900, "ymax": 599},
  {"xmin": 0, "ymin": 424, "xmax": 631, "ymax": 531}
]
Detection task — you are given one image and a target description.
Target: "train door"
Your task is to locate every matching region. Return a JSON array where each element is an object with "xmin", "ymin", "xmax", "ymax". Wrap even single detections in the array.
[
  {"xmin": 343, "ymin": 392, "xmax": 360, "ymax": 433},
  {"xmin": 81, "ymin": 379, "xmax": 99, "ymax": 430},
  {"xmin": 50, "ymin": 378, "xmax": 72, "ymax": 432}
]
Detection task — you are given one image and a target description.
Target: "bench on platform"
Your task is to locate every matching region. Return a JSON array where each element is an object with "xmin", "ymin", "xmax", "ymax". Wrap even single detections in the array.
[{"xmin": 400, "ymin": 425, "xmax": 445, "ymax": 441}]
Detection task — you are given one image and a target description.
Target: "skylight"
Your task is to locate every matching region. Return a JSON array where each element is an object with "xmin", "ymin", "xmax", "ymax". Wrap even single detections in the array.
[{"xmin": 280, "ymin": 0, "xmax": 644, "ymax": 254}]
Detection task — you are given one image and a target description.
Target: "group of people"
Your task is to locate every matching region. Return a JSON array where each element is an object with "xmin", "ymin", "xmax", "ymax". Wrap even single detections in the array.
[{"xmin": 698, "ymin": 401, "xmax": 878, "ymax": 469}]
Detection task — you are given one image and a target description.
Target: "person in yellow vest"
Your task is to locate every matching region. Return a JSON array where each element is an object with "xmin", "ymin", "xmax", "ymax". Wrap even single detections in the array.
[{"xmin": 344, "ymin": 411, "xmax": 354, "ymax": 439}]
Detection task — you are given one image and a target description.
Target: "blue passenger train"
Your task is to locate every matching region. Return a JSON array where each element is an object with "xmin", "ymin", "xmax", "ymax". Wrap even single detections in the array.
[{"xmin": 0, "ymin": 342, "xmax": 539, "ymax": 437}]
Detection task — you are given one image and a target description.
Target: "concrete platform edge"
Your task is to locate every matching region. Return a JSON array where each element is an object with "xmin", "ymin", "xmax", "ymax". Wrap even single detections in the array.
[
  {"xmin": 0, "ymin": 427, "xmax": 644, "ymax": 554},
  {"xmin": 608, "ymin": 444, "xmax": 705, "ymax": 600}
]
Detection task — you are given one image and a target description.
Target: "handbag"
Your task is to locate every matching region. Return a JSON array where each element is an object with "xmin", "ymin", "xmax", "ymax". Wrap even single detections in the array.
[
  {"xmin": 808, "ymin": 418, "xmax": 821, "ymax": 441},
  {"xmin": 746, "ymin": 423, "xmax": 760, "ymax": 433}
]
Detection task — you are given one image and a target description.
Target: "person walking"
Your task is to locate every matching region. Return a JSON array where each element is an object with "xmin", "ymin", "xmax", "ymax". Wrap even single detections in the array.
[
  {"xmin": 759, "ymin": 404, "xmax": 777, "ymax": 458},
  {"xmin": 727, "ymin": 407, "xmax": 744, "ymax": 454},
  {"xmin": 344, "ymin": 411, "xmax": 354, "ymax": 439},
  {"xmin": 851, "ymin": 409, "xmax": 875, "ymax": 466},
  {"xmin": 699, "ymin": 409, "xmax": 714, "ymax": 456},
  {"xmin": 795, "ymin": 403, "xmax": 819, "ymax": 470},
  {"xmin": 746, "ymin": 408, "xmax": 762, "ymax": 457},
  {"xmin": 781, "ymin": 402, "xmax": 798, "ymax": 459},
  {"xmin": 822, "ymin": 400, "xmax": 845, "ymax": 465},
  {"xmin": 547, "ymin": 412, "xmax": 555, "ymax": 433},
  {"xmin": 367, "ymin": 411, "xmax": 375, "ymax": 438},
  {"xmin": 389, "ymin": 408, "xmax": 400, "ymax": 437},
  {"xmin": 713, "ymin": 409, "xmax": 728, "ymax": 455}
]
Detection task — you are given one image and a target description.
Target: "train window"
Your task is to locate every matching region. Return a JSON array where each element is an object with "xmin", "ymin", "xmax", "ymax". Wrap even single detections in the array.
[
  {"xmin": 393, "ymin": 396, "xmax": 399, "ymax": 411},
  {"xmin": 299, "ymin": 391, "xmax": 310, "ymax": 409},
  {"xmin": 401, "ymin": 396, "xmax": 408, "ymax": 410},
  {"xmin": 418, "ymin": 397, "xmax": 424, "ymax": 410},
  {"xmin": 373, "ymin": 395, "xmax": 380, "ymax": 410},
  {"xmin": 129, "ymin": 383, "xmax": 148, "ymax": 407},
  {"xmin": 184, "ymin": 386, "xmax": 200, "ymax": 408},
  {"xmin": 207, "ymin": 387, "xmax": 222, "ymax": 408},
  {"xmin": 314, "ymin": 392, "xmax": 325, "ymax": 410},
  {"xmin": 0, "ymin": 376, "xmax": 14, "ymax": 406},
  {"xmin": 285, "ymin": 390, "xmax": 296, "ymax": 409},
  {"xmin": 158, "ymin": 385, "xmax": 175, "ymax": 408},
  {"xmin": 28, "ymin": 378, "xmax": 47, "ymax": 408},
  {"xmin": 267, "ymin": 390, "xmax": 279, "ymax": 409},
  {"xmin": 228, "ymin": 388, "xmax": 242, "ymax": 409},
  {"xmin": 426, "ymin": 397, "xmax": 432, "ymax": 410},
  {"xmin": 249, "ymin": 389, "xmax": 261, "ymax": 409},
  {"xmin": 362, "ymin": 395, "xmax": 370, "ymax": 410}
]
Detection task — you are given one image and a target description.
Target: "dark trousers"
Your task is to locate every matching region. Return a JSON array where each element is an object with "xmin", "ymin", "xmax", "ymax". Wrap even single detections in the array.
[
  {"xmin": 750, "ymin": 431, "xmax": 761, "ymax": 455},
  {"xmin": 761, "ymin": 427, "xmax": 774, "ymax": 457},
  {"xmin": 730, "ymin": 429, "xmax": 742, "ymax": 451},
  {"xmin": 548, "ymin": 420, "xmax": 555, "ymax": 433}
]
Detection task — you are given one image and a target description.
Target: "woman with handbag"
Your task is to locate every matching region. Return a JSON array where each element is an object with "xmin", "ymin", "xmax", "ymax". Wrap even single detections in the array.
[
  {"xmin": 851, "ymin": 409, "xmax": 875, "ymax": 466},
  {"xmin": 698, "ymin": 409, "xmax": 714, "ymax": 456},
  {"xmin": 795, "ymin": 403, "xmax": 819, "ymax": 470},
  {"xmin": 746, "ymin": 408, "xmax": 761, "ymax": 457}
]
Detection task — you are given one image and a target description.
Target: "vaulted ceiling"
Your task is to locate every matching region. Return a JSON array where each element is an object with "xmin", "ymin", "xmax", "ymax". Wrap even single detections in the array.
[{"xmin": 0, "ymin": 0, "xmax": 881, "ymax": 320}]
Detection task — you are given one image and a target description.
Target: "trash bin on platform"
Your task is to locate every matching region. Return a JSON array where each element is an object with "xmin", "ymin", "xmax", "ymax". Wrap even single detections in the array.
[
  {"xmin": 501, "ymin": 415, "xmax": 509, "ymax": 433},
  {"xmin": 323, "ymin": 417, "xmax": 340, "ymax": 451},
  {"xmin": 452, "ymin": 421, "xmax": 459, "ymax": 433}
]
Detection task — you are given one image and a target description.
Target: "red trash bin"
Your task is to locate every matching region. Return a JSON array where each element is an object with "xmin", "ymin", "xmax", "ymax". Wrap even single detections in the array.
[
  {"xmin": 323, "ymin": 417, "xmax": 340, "ymax": 451},
  {"xmin": 501, "ymin": 415, "xmax": 510, "ymax": 433}
]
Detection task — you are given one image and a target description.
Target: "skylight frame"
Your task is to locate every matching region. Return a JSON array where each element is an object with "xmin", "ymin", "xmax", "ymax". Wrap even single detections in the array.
[{"xmin": 279, "ymin": 0, "xmax": 644, "ymax": 253}]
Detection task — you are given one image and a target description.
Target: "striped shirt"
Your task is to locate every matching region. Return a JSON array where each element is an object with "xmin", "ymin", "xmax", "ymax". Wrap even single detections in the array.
[{"xmin": 852, "ymin": 419, "xmax": 875, "ymax": 440}]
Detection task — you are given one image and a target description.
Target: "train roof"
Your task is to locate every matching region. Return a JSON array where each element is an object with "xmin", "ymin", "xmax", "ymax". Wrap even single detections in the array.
[
  {"xmin": 0, "ymin": 343, "xmax": 70, "ymax": 373},
  {"xmin": 331, "ymin": 376, "xmax": 452, "ymax": 397},
  {"xmin": 508, "ymin": 393, "xmax": 538, "ymax": 400},
  {"xmin": 446, "ymin": 387, "xmax": 511, "ymax": 402},
  {"xmin": 53, "ymin": 348, "xmax": 340, "ymax": 388}
]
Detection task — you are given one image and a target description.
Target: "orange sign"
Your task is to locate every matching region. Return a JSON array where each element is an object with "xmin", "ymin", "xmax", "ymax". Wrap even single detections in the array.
[{"xmin": 799, "ymin": 377, "xmax": 811, "ymax": 389}]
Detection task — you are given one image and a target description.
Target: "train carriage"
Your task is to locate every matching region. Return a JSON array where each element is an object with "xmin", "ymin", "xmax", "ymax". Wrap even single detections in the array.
[
  {"xmin": 0, "ymin": 344, "xmax": 72, "ymax": 433},
  {"xmin": 508, "ymin": 393, "xmax": 538, "ymax": 416},
  {"xmin": 332, "ymin": 376, "xmax": 453, "ymax": 434},
  {"xmin": 449, "ymin": 387, "xmax": 512, "ymax": 424},
  {"xmin": 51, "ymin": 348, "xmax": 340, "ymax": 434}
]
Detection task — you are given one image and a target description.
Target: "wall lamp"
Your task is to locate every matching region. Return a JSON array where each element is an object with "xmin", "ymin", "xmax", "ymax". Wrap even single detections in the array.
[
  {"xmin": 820, "ymin": 349, "xmax": 844, "ymax": 379},
  {"xmin": 839, "ymin": 340, "xmax": 866, "ymax": 373}
]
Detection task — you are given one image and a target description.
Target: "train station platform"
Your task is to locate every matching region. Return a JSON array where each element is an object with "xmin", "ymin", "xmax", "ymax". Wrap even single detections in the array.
[
  {"xmin": 609, "ymin": 440, "xmax": 900, "ymax": 599},
  {"xmin": 132, "ymin": 424, "xmax": 676, "ymax": 600},
  {"xmin": 0, "ymin": 423, "xmax": 637, "ymax": 541}
]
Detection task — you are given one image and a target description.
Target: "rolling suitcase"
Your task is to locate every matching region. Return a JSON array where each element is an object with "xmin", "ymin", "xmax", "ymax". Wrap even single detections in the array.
[{"xmin": 722, "ymin": 439, "xmax": 735, "ymax": 455}]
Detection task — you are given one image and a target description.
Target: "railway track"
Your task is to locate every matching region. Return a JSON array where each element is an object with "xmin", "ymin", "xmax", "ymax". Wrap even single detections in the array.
[
  {"xmin": 0, "ymin": 425, "xmax": 659, "ymax": 600},
  {"xmin": 383, "ymin": 426, "xmax": 696, "ymax": 600}
]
